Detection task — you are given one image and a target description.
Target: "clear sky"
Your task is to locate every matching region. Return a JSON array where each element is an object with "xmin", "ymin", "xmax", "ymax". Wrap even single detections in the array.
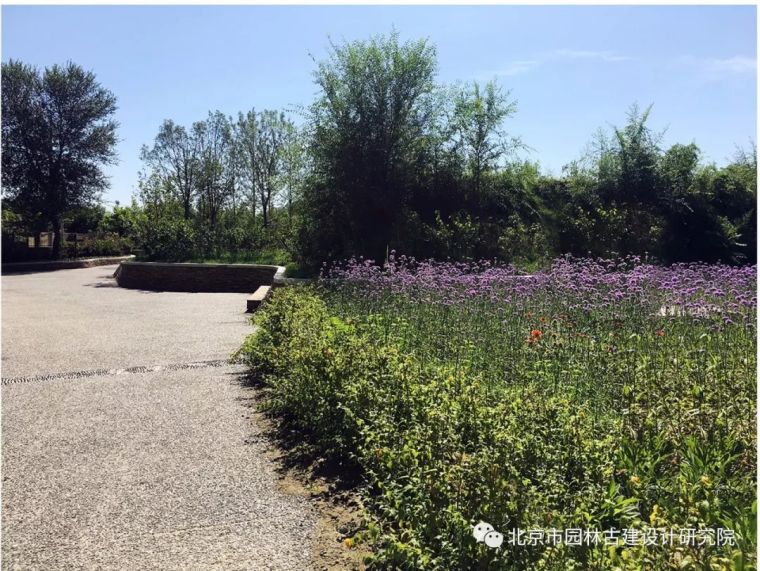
[{"xmin": 2, "ymin": 5, "xmax": 756, "ymax": 207}]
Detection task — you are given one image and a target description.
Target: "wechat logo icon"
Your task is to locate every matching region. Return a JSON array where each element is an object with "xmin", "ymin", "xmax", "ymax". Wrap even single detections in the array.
[{"xmin": 473, "ymin": 521, "xmax": 504, "ymax": 549}]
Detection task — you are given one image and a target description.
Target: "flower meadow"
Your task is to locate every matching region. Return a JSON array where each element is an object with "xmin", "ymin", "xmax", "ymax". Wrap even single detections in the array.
[{"xmin": 236, "ymin": 255, "xmax": 756, "ymax": 570}]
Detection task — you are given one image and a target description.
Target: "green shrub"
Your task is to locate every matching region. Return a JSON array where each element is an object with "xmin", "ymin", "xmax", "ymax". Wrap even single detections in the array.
[
  {"xmin": 235, "ymin": 287, "xmax": 755, "ymax": 570},
  {"xmin": 64, "ymin": 235, "xmax": 133, "ymax": 258},
  {"xmin": 136, "ymin": 217, "xmax": 196, "ymax": 261}
]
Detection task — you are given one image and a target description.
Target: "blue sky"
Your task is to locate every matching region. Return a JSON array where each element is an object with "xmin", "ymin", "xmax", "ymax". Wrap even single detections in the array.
[{"xmin": 2, "ymin": 5, "xmax": 756, "ymax": 207}]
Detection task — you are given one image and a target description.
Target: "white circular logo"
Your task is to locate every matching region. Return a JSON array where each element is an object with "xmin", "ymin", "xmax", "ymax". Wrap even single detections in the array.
[
  {"xmin": 484, "ymin": 531, "xmax": 504, "ymax": 549},
  {"xmin": 473, "ymin": 521, "xmax": 494, "ymax": 543}
]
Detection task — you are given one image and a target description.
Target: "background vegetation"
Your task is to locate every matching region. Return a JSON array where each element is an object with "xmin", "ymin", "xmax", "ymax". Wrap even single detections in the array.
[{"xmin": 2, "ymin": 32, "xmax": 756, "ymax": 268}]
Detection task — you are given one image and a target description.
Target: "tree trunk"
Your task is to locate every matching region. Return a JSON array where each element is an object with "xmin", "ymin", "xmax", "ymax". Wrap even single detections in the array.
[
  {"xmin": 51, "ymin": 216, "xmax": 64, "ymax": 260},
  {"xmin": 288, "ymin": 185, "xmax": 293, "ymax": 228}
]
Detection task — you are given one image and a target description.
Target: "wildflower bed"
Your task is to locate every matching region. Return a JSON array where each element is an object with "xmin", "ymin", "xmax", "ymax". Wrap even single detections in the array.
[{"xmin": 235, "ymin": 256, "xmax": 756, "ymax": 570}]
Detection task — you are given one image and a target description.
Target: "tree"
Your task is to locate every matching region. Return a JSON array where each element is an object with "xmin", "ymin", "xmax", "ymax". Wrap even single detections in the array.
[
  {"xmin": 254, "ymin": 111, "xmax": 292, "ymax": 228},
  {"xmin": 101, "ymin": 202, "xmax": 139, "ymax": 237},
  {"xmin": 303, "ymin": 31, "xmax": 439, "ymax": 262},
  {"xmin": 281, "ymin": 125, "xmax": 308, "ymax": 227},
  {"xmin": 659, "ymin": 142, "xmax": 701, "ymax": 208},
  {"xmin": 140, "ymin": 120, "xmax": 200, "ymax": 220},
  {"xmin": 584, "ymin": 104, "xmax": 665, "ymax": 255},
  {"xmin": 235, "ymin": 109, "xmax": 295, "ymax": 228},
  {"xmin": 194, "ymin": 111, "xmax": 235, "ymax": 230},
  {"xmin": 1, "ymin": 60, "xmax": 118, "ymax": 258},
  {"xmin": 451, "ymin": 80, "xmax": 519, "ymax": 196},
  {"xmin": 590, "ymin": 104, "xmax": 663, "ymax": 206},
  {"xmin": 65, "ymin": 203, "xmax": 106, "ymax": 233},
  {"xmin": 235, "ymin": 109, "xmax": 260, "ymax": 224},
  {"xmin": 135, "ymin": 171, "xmax": 195, "ymax": 261}
]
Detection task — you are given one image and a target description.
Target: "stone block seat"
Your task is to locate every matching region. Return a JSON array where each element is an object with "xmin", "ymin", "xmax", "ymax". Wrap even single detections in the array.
[{"xmin": 246, "ymin": 285, "xmax": 272, "ymax": 312}]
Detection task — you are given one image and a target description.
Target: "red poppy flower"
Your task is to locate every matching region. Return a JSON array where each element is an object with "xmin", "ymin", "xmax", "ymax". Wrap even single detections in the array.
[{"xmin": 531, "ymin": 329, "xmax": 543, "ymax": 339}]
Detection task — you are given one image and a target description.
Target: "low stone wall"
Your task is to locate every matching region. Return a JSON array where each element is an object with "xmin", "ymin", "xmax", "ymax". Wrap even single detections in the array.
[
  {"xmin": 115, "ymin": 261, "xmax": 286, "ymax": 293},
  {"xmin": 2, "ymin": 255, "xmax": 135, "ymax": 274}
]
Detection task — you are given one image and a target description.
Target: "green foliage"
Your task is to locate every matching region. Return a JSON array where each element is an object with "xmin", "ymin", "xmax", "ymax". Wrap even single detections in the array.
[
  {"xmin": 236, "ymin": 286, "xmax": 755, "ymax": 570},
  {"xmin": 1, "ymin": 59, "xmax": 118, "ymax": 258},
  {"xmin": 1, "ymin": 205, "xmax": 24, "ymax": 235},
  {"xmin": 100, "ymin": 203, "xmax": 140, "ymax": 237},
  {"xmin": 65, "ymin": 204, "xmax": 107, "ymax": 233},
  {"xmin": 136, "ymin": 215, "xmax": 196, "ymax": 262},
  {"xmin": 134, "ymin": 105, "xmax": 302, "ymax": 263},
  {"xmin": 190, "ymin": 247, "xmax": 292, "ymax": 266},
  {"xmin": 451, "ymin": 80, "xmax": 520, "ymax": 196},
  {"xmin": 235, "ymin": 109, "xmax": 298, "ymax": 228},
  {"xmin": 64, "ymin": 235, "xmax": 133, "ymax": 258},
  {"xmin": 297, "ymin": 33, "xmax": 756, "ymax": 267},
  {"xmin": 299, "ymin": 30, "xmax": 440, "ymax": 264},
  {"xmin": 3, "ymin": 47, "xmax": 757, "ymax": 267},
  {"xmin": 558, "ymin": 107, "xmax": 756, "ymax": 264}
]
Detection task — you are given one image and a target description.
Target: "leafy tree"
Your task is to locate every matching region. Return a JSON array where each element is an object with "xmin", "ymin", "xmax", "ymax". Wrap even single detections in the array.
[
  {"xmin": 100, "ymin": 201, "xmax": 140, "ymax": 237},
  {"xmin": 65, "ymin": 204, "xmax": 106, "ymax": 233},
  {"xmin": 133, "ymin": 171, "xmax": 194, "ymax": 261},
  {"xmin": 1, "ymin": 60, "xmax": 118, "ymax": 258},
  {"xmin": 690, "ymin": 146, "xmax": 757, "ymax": 263},
  {"xmin": 609, "ymin": 104, "xmax": 662, "ymax": 207},
  {"xmin": 581, "ymin": 104, "xmax": 665, "ymax": 256},
  {"xmin": 123, "ymin": 31, "xmax": 756, "ymax": 269},
  {"xmin": 303, "ymin": 31, "xmax": 439, "ymax": 262},
  {"xmin": 565, "ymin": 105, "xmax": 756, "ymax": 264},
  {"xmin": 235, "ymin": 109, "xmax": 262, "ymax": 224},
  {"xmin": 280, "ymin": 124, "xmax": 308, "ymax": 228},
  {"xmin": 1, "ymin": 204, "xmax": 24, "ymax": 236},
  {"xmin": 140, "ymin": 120, "xmax": 200, "ymax": 220},
  {"xmin": 194, "ymin": 111, "xmax": 235, "ymax": 230},
  {"xmin": 659, "ymin": 143, "xmax": 700, "ymax": 202},
  {"xmin": 235, "ymin": 109, "xmax": 293, "ymax": 228},
  {"xmin": 451, "ymin": 80, "xmax": 519, "ymax": 196}
]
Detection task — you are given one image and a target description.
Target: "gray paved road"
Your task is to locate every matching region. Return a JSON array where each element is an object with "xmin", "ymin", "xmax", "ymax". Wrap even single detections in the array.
[{"xmin": 2, "ymin": 266, "xmax": 317, "ymax": 570}]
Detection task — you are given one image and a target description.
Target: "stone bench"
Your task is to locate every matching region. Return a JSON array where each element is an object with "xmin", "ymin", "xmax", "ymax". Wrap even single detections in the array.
[{"xmin": 246, "ymin": 285, "xmax": 272, "ymax": 312}]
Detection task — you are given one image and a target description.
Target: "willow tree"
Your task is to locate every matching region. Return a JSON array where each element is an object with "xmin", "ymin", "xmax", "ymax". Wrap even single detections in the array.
[{"xmin": 303, "ymin": 31, "xmax": 439, "ymax": 262}]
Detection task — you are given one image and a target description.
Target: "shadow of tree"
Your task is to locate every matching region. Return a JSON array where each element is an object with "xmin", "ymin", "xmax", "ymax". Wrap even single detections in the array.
[{"xmin": 83, "ymin": 280, "xmax": 167, "ymax": 293}]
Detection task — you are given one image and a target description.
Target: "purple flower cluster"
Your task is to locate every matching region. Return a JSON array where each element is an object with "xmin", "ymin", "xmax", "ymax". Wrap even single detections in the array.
[{"xmin": 321, "ymin": 253, "xmax": 756, "ymax": 324}]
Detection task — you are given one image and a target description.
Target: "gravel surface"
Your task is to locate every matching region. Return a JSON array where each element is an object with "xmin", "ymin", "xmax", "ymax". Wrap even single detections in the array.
[
  {"xmin": 2, "ymin": 266, "xmax": 318, "ymax": 570},
  {"xmin": 2, "ymin": 265, "xmax": 251, "ymax": 378}
]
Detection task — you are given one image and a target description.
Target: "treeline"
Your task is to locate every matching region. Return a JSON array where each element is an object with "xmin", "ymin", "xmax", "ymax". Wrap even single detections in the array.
[
  {"xmin": 131, "ymin": 32, "xmax": 759, "ymax": 267},
  {"xmin": 2, "ymin": 32, "xmax": 756, "ymax": 268},
  {"xmin": 133, "ymin": 109, "xmax": 304, "ymax": 262}
]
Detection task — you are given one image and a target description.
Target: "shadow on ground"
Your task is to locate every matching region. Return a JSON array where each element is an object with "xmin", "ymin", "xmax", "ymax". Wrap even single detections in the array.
[{"xmin": 233, "ymin": 370, "xmax": 369, "ymax": 570}]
